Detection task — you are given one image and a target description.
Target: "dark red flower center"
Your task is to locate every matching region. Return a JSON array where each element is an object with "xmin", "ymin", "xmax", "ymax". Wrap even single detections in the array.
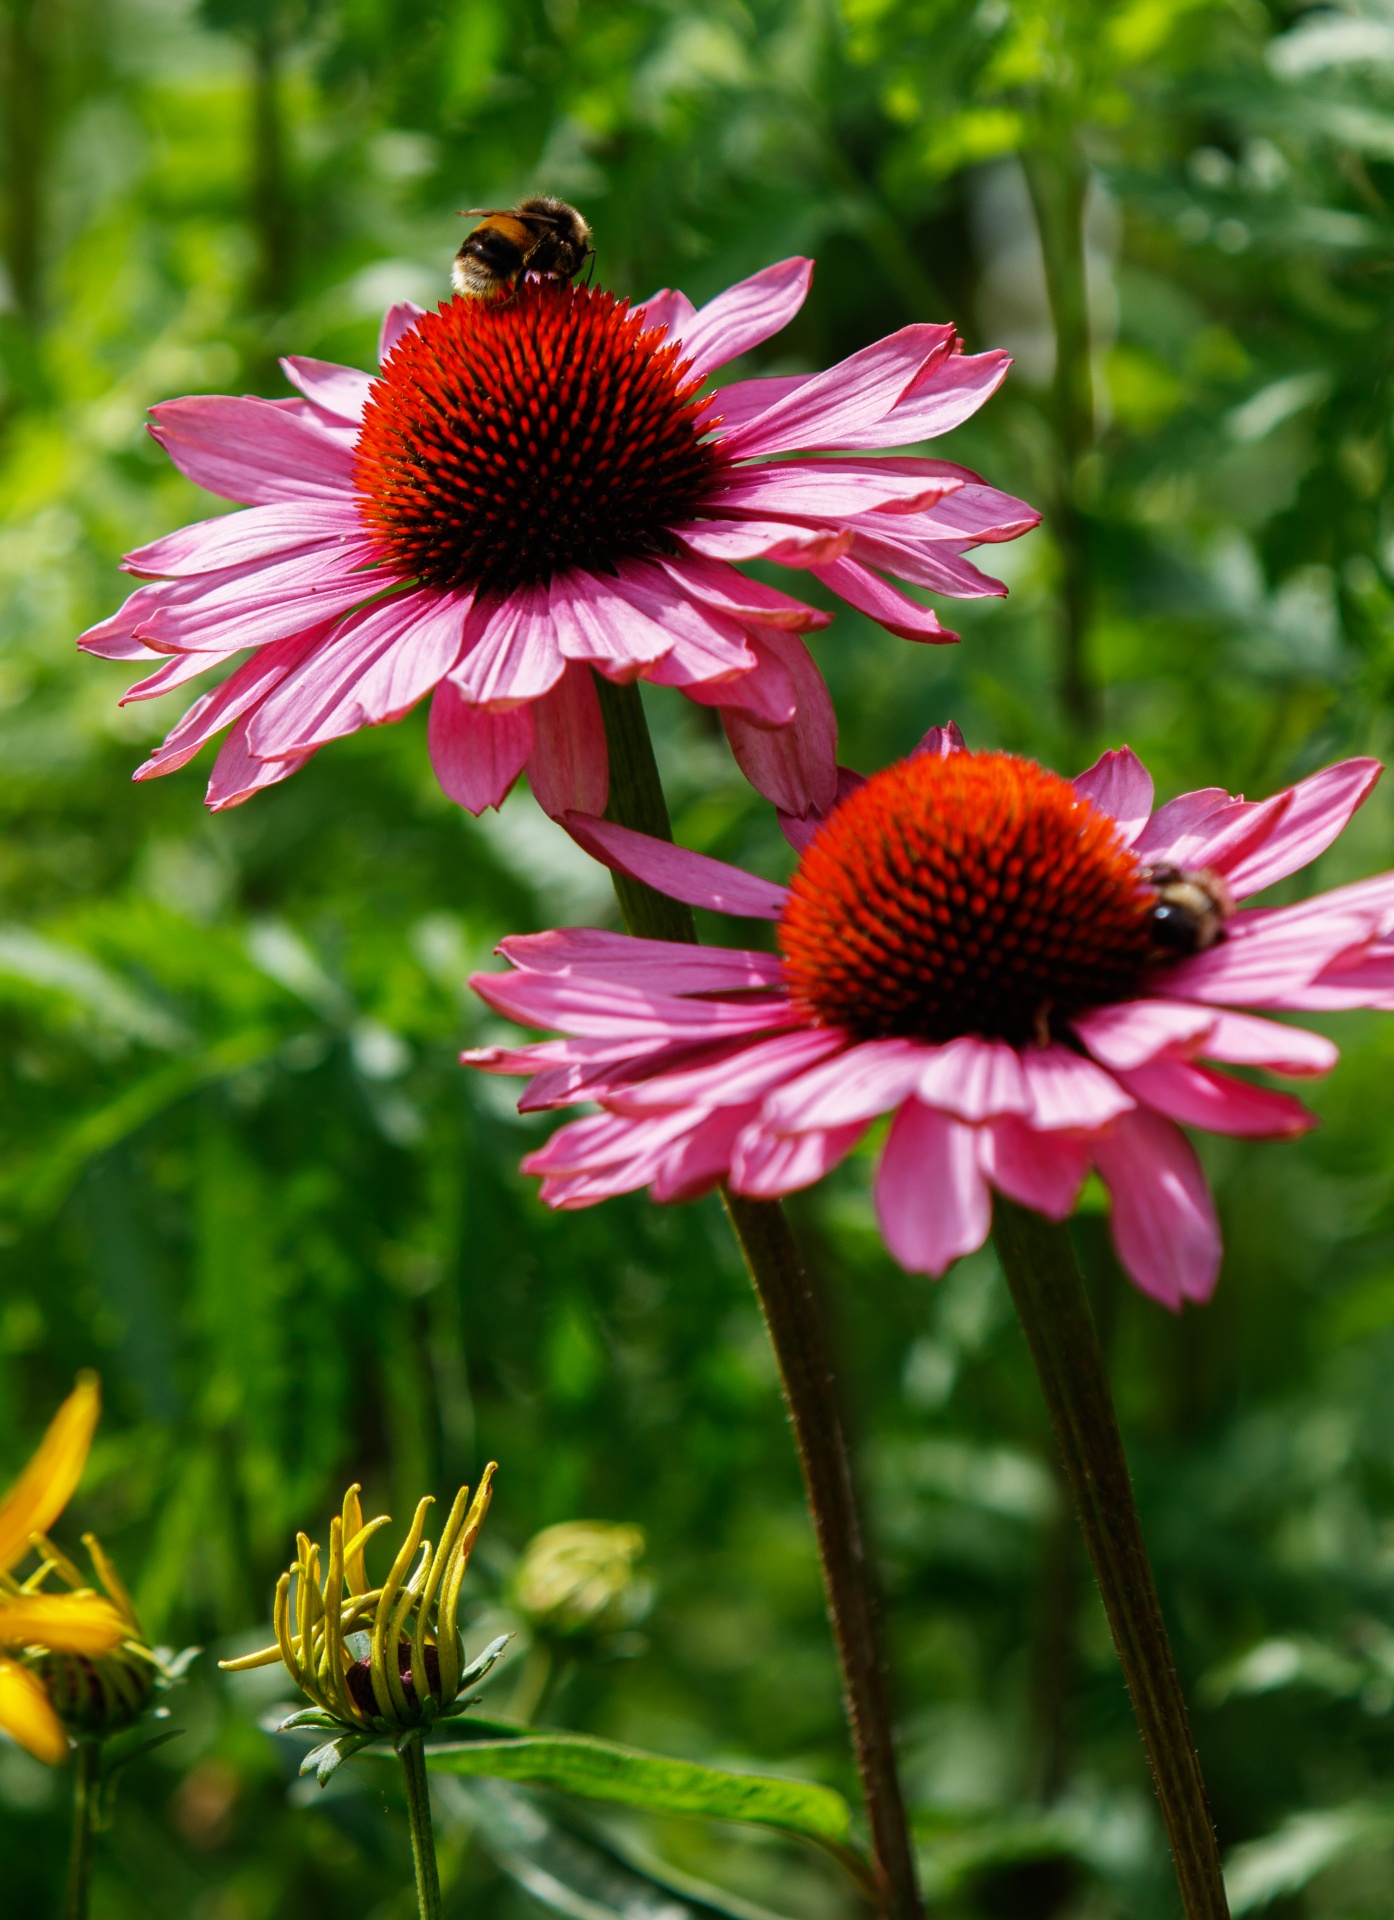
[
  {"xmin": 779, "ymin": 750, "xmax": 1156, "ymax": 1047},
  {"xmin": 354, "ymin": 284, "xmax": 725, "ymax": 595}
]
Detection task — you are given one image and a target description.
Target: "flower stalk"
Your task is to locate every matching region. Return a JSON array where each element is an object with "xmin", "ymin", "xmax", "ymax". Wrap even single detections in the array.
[
  {"xmin": 399, "ymin": 1731, "xmax": 444, "ymax": 1920},
  {"xmin": 991, "ymin": 1198, "xmax": 1228, "ymax": 1920},
  {"xmin": 64, "ymin": 1738, "xmax": 100, "ymax": 1920},
  {"xmin": 592, "ymin": 673, "xmax": 923, "ymax": 1920}
]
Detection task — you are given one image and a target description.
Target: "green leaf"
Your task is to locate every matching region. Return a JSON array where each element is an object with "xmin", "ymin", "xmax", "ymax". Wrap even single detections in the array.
[{"xmin": 425, "ymin": 1720, "xmax": 853, "ymax": 1847}]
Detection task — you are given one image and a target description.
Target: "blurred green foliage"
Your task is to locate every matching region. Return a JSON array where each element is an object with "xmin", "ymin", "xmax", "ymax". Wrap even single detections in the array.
[{"xmin": 6, "ymin": 0, "xmax": 1394, "ymax": 1914}]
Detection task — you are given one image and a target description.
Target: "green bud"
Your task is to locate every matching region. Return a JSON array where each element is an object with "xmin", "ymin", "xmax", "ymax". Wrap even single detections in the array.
[{"xmin": 510, "ymin": 1520, "xmax": 649, "ymax": 1640}]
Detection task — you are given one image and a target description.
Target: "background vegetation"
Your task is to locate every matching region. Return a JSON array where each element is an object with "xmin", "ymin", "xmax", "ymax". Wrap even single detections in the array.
[{"xmin": 3, "ymin": 0, "xmax": 1394, "ymax": 1913}]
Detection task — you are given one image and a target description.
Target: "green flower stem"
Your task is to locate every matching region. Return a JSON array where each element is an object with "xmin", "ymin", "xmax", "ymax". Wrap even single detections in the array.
[
  {"xmin": 399, "ymin": 1733, "xmax": 445, "ymax": 1920},
  {"xmin": 593, "ymin": 675, "xmax": 923, "ymax": 1920},
  {"xmin": 991, "ymin": 1198, "xmax": 1229, "ymax": 1920},
  {"xmin": 64, "ymin": 1739, "xmax": 100, "ymax": 1920}
]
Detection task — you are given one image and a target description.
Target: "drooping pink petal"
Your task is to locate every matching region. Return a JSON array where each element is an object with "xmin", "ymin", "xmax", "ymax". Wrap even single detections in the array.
[
  {"xmin": 1278, "ymin": 942, "xmax": 1394, "ymax": 1011},
  {"xmin": 1223, "ymin": 759, "xmax": 1382, "ymax": 899},
  {"xmin": 810, "ymin": 557, "xmax": 955, "ymax": 641},
  {"xmin": 472, "ymin": 968, "xmax": 795, "ymax": 1041},
  {"xmin": 721, "ymin": 629, "xmax": 838, "ymax": 817},
  {"xmin": 453, "ymin": 585, "xmax": 565, "ymax": 707},
  {"xmin": 676, "ymin": 257, "xmax": 813, "ymax": 379},
  {"xmin": 135, "ymin": 546, "xmax": 390, "ymax": 654},
  {"xmin": 718, "ymin": 324, "xmax": 958, "ymax": 460},
  {"xmin": 1091, "ymin": 1108, "xmax": 1221, "ymax": 1308},
  {"xmin": 1115, "ymin": 1059, "xmax": 1315, "ymax": 1138},
  {"xmin": 874, "ymin": 1100, "xmax": 991, "ymax": 1277},
  {"xmin": 247, "ymin": 588, "xmax": 470, "ymax": 755},
  {"xmin": 525, "ymin": 1106, "xmax": 699, "ymax": 1180},
  {"xmin": 979, "ymin": 1117, "xmax": 1089, "ymax": 1220},
  {"xmin": 1072, "ymin": 999, "xmax": 1216, "ymax": 1071},
  {"xmin": 842, "ymin": 527, "xmax": 1007, "ymax": 600},
  {"xmin": 778, "ymin": 766, "xmax": 866, "ymax": 850},
  {"xmin": 78, "ymin": 578, "xmax": 217, "ymax": 660},
  {"xmin": 633, "ymin": 288, "xmax": 697, "ymax": 338},
  {"xmin": 206, "ymin": 715, "xmax": 315, "ymax": 811},
  {"xmin": 498, "ymin": 929, "xmax": 786, "ymax": 993},
  {"xmin": 658, "ymin": 555, "xmax": 828, "ymax": 633},
  {"xmin": 1199, "ymin": 1009, "xmax": 1338, "ymax": 1076},
  {"xmin": 561, "ymin": 815, "xmax": 790, "ymax": 920},
  {"xmin": 705, "ymin": 373, "xmax": 810, "ymax": 432},
  {"xmin": 133, "ymin": 626, "xmax": 330, "ymax": 779},
  {"xmin": 676, "ymin": 636, "xmax": 794, "ymax": 726},
  {"xmin": 428, "ymin": 680, "xmax": 534, "ymax": 814},
  {"xmin": 1163, "ymin": 910, "xmax": 1375, "ymax": 1005},
  {"xmin": 674, "ymin": 519, "xmax": 852, "ymax": 567},
  {"xmin": 379, "ymin": 301, "xmax": 427, "ymax": 363},
  {"xmin": 651, "ymin": 1106, "xmax": 756, "ymax": 1204},
  {"xmin": 914, "ymin": 1035, "xmax": 1032, "ymax": 1120},
  {"xmin": 526, "ymin": 662, "xmax": 609, "ymax": 819},
  {"xmin": 123, "ymin": 502, "xmax": 364, "ymax": 579},
  {"xmin": 1072, "ymin": 747, "xmax": 1155, "ymax": 846},
  {"xmin": 279, "ymin": 356, "xmax": 375, "ymax": 423},
  {"xmin": 148, "ymin": 395, "xmax": 358, "ymax": 505},
  {"xmin": 608, "ymin": 564, "xmax": 757, "ymax": 683},
  {"xmin": 713, "ymin": 461, "xmax": 954, "ymax": 521},
  {"xmin": 549, "ymin": 569, "xmax": 675, "ymax": 673},
  {"xmin": 760, "ymin": 1037, "xmax": 925, "ymax": 1132},
  {"xmin": 731, "ymin": 1118, "xmax": 869, "ymax": 1197},
  {"xmin": 121, "ymin": 647, "xmax": 239, "ymax": 705},
  {"xmin": 867, "ymin": 349, "xmax": 1014, "ymax": 444},
  {"xmin": 1020, "ymin": 1044, "xmax": 1135, "ymax": 1130},
  {"xmin": 865, "ymin": 471, "xmax": 1040, "ymax": 545},
  {"xmin": 607, "ymin": 1028, "xmax": 844, "ymax": 1114}
]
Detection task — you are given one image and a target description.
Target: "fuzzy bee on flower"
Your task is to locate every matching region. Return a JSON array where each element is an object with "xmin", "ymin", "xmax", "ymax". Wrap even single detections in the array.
[{"xmin": 221, "ymin": 1466, "xmax": 508, "ymax": 1785}]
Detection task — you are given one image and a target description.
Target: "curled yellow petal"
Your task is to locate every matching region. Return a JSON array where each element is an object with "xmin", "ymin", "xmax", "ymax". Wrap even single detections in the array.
[
  {"xmin": 0, "ymin": 1375, "xmax": 100, "ymax": 1574},
  {"xmin": 0, "ymin": 1657, "xmax": 68, "ymax": 1765},
  {"xmin": 0, "ymin": 1591, "xmax": 126, "ymax": 1656}
]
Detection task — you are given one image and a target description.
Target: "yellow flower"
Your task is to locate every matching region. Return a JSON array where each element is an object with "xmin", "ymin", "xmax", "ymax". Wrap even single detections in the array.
[
  {"xmin": 222, "ymin": 1465, "xmax": 507, "ymax": 1757},
  {"xmin": 0, "ymin": 1375, "xmax": 126, "ymax": 1764},
  {"xmin": 24, "ymin": 1530, "xmax": 161, "ymax": 1738}
]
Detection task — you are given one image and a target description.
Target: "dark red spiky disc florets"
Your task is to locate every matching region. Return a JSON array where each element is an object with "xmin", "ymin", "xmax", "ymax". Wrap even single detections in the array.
[
  {"xmin": 353, "ymin": 284, "xmax": 725, "ymax": 596},
  {"xmin": 779, "ymin": 751, "xmax": 1156, "ymax": 1046}
]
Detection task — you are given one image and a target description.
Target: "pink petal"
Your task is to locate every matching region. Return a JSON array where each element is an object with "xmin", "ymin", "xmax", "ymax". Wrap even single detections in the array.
[
  {"xmin": 525, "ymin": 1106, "xmax": 698, "ymax": 1179},
  {"xmin": 379, "ymin": 301, "xmax": 427, "ymax": 363},
  {"xmin": 760, "ymin": 1036, "xmax": 926, "ymax": 1132},
  {"xmin": 719, "ymin": 324, "xmax": 958, "ymax": 460},
  {"xmin": 913, "ymin": 721, "xmax": 966, "ymax": 759},
  {"xmin": 1279, "ymin": 942, "xmax": 1394, "ymax": 1011},
  {"xmin": 874, "ymin": 1100, "xmax": 991, "ymax": 1276},
  {"xmin": 549, "ymin": 569, "xmax": 675, "ymax": 673},
  {"xmin": 1115, "ymin": 1058, "xmax": 1315, "ymax": 1138},
  {"xmin": 677, "ymin": 258, "xmax": 813, "ymax": 379},
  {"xmin": 651, "ymin": 1107, "xmax": 755, "ymax": 1204},
  {"xmin": 1021, "ymin": 1045, "xmax": 1135, "ymax": 1130},
  {"xmin": 721, "ymin": 630, "xmax": 838, "ymax": 817},
  {"xmin": 428, "ymin": 679, "xmax": 534, "ymax": 814},
  {"xmin": 1072, "ymin": 999, "xmax": 1216, "ymax": 1071},
  {"xmin": 473, "ymin": 968, "xmax": 795, "ymax": 1041},
  {"xmin": 121, "ymin": 647, "xmax": 239, "ymax": 705},
  {"xmin": 675, "ymin": 519, "xmax": 852, "ymax": 567},
  {"xmin": 1072, "ymin": 747, "xmax": 1154, "ymax": 846},
  {"xmin": 78, "ymin": 578, "xmax": 209, "ymax": 660},
  {"xmin": 608, "ymin": 1027, "xmax": 844, "ymax": 1114},
  {"xmin": 136, "ymin": 546, "xmax": 390, "ymax": 654},
  {"xmin": 1162, "ymin": 910, "xmax": 1375, "ymax": 1004},
  {"xmin": 279, "ymin": 356, "xmax": 375, "ymax": 423},
  {"xmin": 247, "ymin": 588, "xmax": 469, "ymax": 755},
  {"xmin": 1224, "ymin": 759, "xmax": 1382, "ymax": 899},
  {"xmin": 133, "ymin": 626, "xmax": 330, "ymax": 779},
  {"xmin": 1137, "ymin": 788, "xmax": 1292, "ymax": 878},
  {"xmin": 915, "ymin": 1035, "xmax": 1032, "ymax": 1120},
  {"xmin": 206, "ymin": 715, "xmax": 315, "ymax": 810},
  {"xmin": 526, "ymin": 662, "xmax": 609, "ymax": 819},
  {"xmin": 980, "ymin": 1117, "xmax": 1089, "ymax": 1220},
  {"xmin": 875, "ymin": 473, "xmax": 1041, "ymax": 544},
  {"xmin": 561, "ymin": 815, "xmax": 789, "ymax": 920},
  {"xmin": 811, "ymin": 557, "xmax": 954, "ymax": 642},
  {"xmin": 123, "ymin": 502, "xmax": 364, "ymax": 579},
  {"xmin": 871, "ymin": 348, "xmax": 1013, "ymax": 443},
  {"xmin": 1199, "ymin": 1009, "xmax": 1337, "ymax": 1075},
  {"xmin": 778, "ymin": 766, "xmax": 866, "ymax": 850},
  {"xmin": 1091, "ymin": 1109, "xmax": 1221, "ymax": 1308},
  {"xmin": 714, "ymin": 461, "xmax": 953, "ymax": 520},
  {"xmin": 706, "ymin": 374, "xmax": 811, "ymax": 432},
  {"xmin": 453, "ymin": 585, "xmax": 564, "ymax": 707},
  {"xmin": 1132, "ymin": 787, "xmax": 1233, "ymax": 864},
  {"xmin": 731, "ymin": 1119, "xmax": 869, "ymax": 1197},
  {"xmin": 658, "ymin": 555, "xmax": 827, "ymax": 633},
  {"xmin": 681, "ymin": 637, "xmax": 794, "ymax": 726},
  {"xmin": 633, "ymin": 288, "xmax": 698, "ymax": 338},
  {"xmin": 608, "ymin": 564, "xmax": 757, "ymax": 683},
  {"xmin": 148, "ymin": 395, "xmax": 357, "ymax": 505},
  {"xmin": 843, "ymin": 528, "xmax": 1007, "ymax": 600},
  {"xmin": 498, "ymin": 928, "xmax": 786, "ymax": 993}
]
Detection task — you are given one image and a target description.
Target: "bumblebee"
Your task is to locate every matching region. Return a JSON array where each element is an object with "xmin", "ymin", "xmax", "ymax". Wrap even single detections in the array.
[
  {"xmin": 1141, "ymin": 863, "xmax": 1235, "ymax": 957},
  {"xmin": 452, "ymin": 197, "xmax": 594, "ymax": 301}
]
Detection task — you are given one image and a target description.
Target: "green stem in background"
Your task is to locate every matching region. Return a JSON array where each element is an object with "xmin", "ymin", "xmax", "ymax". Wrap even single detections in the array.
[
  {"xmin": 399, "ymin": 1732, "xmax": 445, "ymax": 1920},
  {"xmin": 2, "ymin": 0, "xmax": 45, "ymax": 326},
  {"xmin": 64, "ymin": 1739, "xmax": 100, "ymax": 1920},
  {"xmin": 1022, "ymin": 140, "xmax": 1098, "ymax": 738},
  {"xmin": 249, "ymin": 21, "xmax": 294, "ymax": 315},
  {"xmin": 992, "ymin": 1199, "xmax": 1229, "ymax": 1920},
  {"xmin": 593, "ymin": 675, "xmax": 924, "ymax": 1920}
]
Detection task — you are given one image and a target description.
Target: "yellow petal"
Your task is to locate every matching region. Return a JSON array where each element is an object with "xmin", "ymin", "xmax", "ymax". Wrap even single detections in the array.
[
  {"xmin": 0, "ymin": 1375, "xmax": 100, "ymax": 1574},
  {"xmin": 0, "ymin": 1591, "xmax": 125, "ymax": 1655},
  {"xmin": 0, "ymin": 1658, "xmax": 68, "ymax": 1764}
]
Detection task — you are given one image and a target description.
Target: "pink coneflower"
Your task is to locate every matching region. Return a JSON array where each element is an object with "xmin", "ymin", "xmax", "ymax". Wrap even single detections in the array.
[
  {"xmin": 80, "ymin": 261, "xmax": 1035, "ymax": 815},
  {"xmin": 464, "ymin": 730, "xmax": 1394, "ymax": 1308}
]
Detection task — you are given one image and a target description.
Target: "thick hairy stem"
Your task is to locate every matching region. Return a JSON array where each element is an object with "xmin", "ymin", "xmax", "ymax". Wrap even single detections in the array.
[
  {"xmin": 64, "ymin": 1739, "xmax": 100, "ymax": 1920},
  {"xmin": 592, "ymin": 674, "xmax": 923, "ymax": 1920},
  {"xmin": 992, "ymin": 1199, "xmax": 1229, "ymax": 1920},
  {"xmin": 399, "ymin": 1733, "xmax": 445, "ymax": 1920},
  {"xmin": 1022, "ymin": 141, "xmax": 1098, "ymax": 737}
]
